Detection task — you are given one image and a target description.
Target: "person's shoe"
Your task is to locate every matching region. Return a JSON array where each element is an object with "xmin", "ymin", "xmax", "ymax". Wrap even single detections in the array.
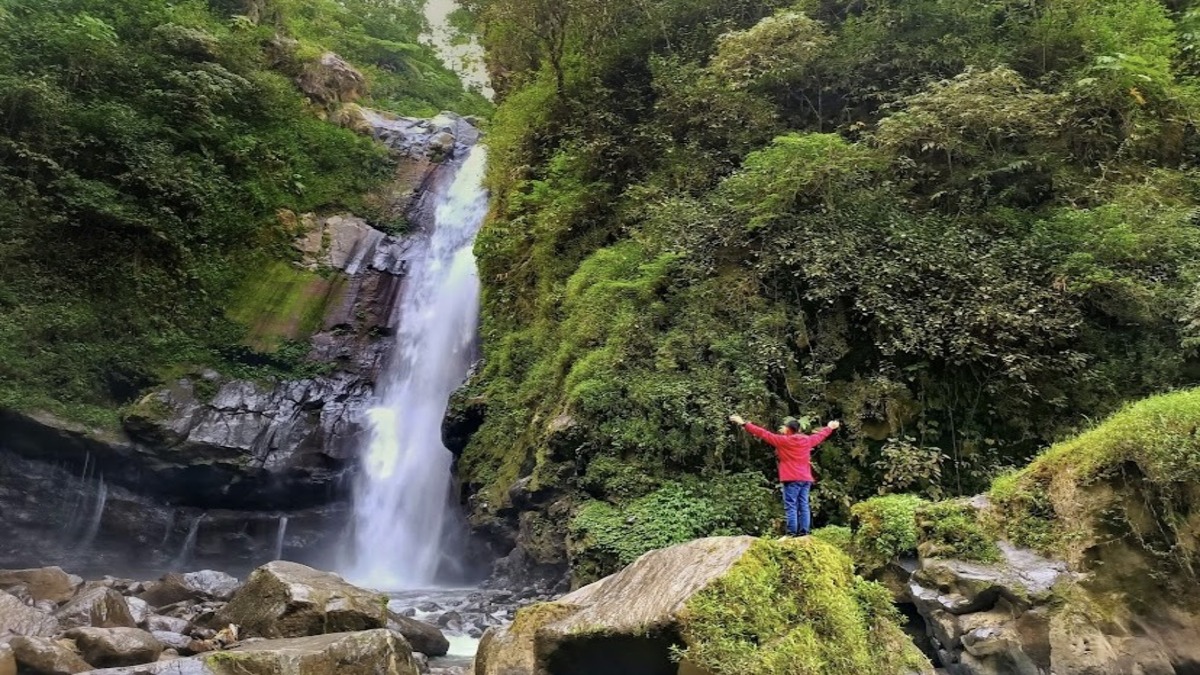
[{"xmin": 798, "ymin": 530, "xmax": 811, "ymax": 537}]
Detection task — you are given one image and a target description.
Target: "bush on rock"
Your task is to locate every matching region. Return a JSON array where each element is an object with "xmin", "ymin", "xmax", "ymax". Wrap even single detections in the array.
[{"xmin": 848, "ymin": 494, "xmax": 926, "ymax": 575}]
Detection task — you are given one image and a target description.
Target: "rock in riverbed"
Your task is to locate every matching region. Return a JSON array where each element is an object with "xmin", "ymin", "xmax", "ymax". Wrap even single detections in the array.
[
  {"xmin": 0, "ymin": 635, "xmax": 92, "ymax": 675},
  {"xmin": 0, "ymin": 567, "xmax": 82, "ymax": 605},
  {"xmin": 56, "ymin": 586, "xmax": 136, "ymax": 630},
  {"xmin": 78, "ymin": 629, "xmax": 418, "ymax": 675},
  {"xmin": 0, "ymin": 591, "xmax": 59, "ymax": 637},
  {"xmin": 212, "ymin": 561, "xmax": 387, "ymax": 638},
  {"xmin": 64, "ymin": 628, "xmax": 163, "ymax": 668}
]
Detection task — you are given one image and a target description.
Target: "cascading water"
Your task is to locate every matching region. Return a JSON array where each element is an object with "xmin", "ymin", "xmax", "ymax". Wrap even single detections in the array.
[
  {"xmin": 274, "ymin": 516, "xmax": 289, "ymax": 561},
  {"xmin": 348, "ymin": 146, "xmax": 489, "ymax": 590},
  {"xmin": 173, "ymin": 514, "xmax": 203, "ymax": 569}
]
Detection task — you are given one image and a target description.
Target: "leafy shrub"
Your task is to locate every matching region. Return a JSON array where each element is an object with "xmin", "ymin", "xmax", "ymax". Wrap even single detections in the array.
[
  {"xmin": 849, "ymin": 494, "xmax": 926, "ymax": 575},
  {"xmin": 914, "ymin": 500, "xmax": 999, "ymax": 562}
]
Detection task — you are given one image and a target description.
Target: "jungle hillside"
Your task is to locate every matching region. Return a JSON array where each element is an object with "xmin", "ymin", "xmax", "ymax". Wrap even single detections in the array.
[
  {"xmin": 456, "ymin": 0, "xmax": 1200, "ymax": 576},
  {"xmin": 0, "ymin": 0, "xmax": 489, "ymax": 426}
]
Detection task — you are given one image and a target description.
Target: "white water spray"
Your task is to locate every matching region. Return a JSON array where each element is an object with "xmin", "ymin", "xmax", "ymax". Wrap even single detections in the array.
[{"xmin": 348, "ymin": 146, "xmax": 489, "ymax": 590}]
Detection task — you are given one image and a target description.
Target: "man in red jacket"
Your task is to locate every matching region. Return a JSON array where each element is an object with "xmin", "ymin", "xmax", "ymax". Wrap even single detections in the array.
[{"xmin": 729, "ymin": 414, "xmax": 840, "ymax": 537}]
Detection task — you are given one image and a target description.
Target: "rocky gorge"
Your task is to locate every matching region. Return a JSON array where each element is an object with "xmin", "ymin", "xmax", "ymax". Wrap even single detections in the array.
[{"xmin": 0, "ymin": 105, "xmax": 483, "ymax": 576}]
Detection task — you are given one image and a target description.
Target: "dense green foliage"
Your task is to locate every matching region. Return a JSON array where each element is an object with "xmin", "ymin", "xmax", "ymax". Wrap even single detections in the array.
[
  {"xmin": 679, "ymin": 537, "xmax": 930, "ymax": 674},
  {"xmin": 567, "ymin": 473, "xmax": 775, "ymax": 583},
  {"xmin": 847, "ymin": 494, "xmax": 925, "ymax": 574},
  {"xmin": 914, "ymin": 500, "xmax": 1000, "ymax": 563},
  {"xmin": 989, "ymin": 387, "xmax": 1200, "ymax": 581},
  {"xmin": 0, "ymin": 0, "xmax": 488, "ymax": 424},
  {"xmin": 460, "ymin": 0, "xmax": 1200, "ymax": 554}
]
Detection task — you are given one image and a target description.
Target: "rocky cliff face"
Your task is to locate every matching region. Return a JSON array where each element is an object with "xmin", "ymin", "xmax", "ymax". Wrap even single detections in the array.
[{"xmin": 0, "ymin": 111, "xmax": 480, "ymax": 572}]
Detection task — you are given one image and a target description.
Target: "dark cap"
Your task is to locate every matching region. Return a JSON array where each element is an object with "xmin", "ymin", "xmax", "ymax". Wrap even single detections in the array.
[{"xmin": 782, "ymin": 417, "xmax": 801, "ymax": 432}]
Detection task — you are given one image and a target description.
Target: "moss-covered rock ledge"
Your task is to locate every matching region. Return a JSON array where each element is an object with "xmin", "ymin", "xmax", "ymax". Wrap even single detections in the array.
[
  {"xmin": 816, "ymin": 388, "xmax": 1200, "ymax": 674},
  {"xmin": 475, "ymin": 536, "xmax": 931, "ymax": 675}
]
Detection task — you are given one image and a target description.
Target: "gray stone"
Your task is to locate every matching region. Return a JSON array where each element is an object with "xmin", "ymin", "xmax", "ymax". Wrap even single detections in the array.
[
  {"xmin": 138, "ymin": 573, "xmax": 238, "ymax": 609},
  {"xmin": 386, "ymin": 614, "xmax": 448, "ymax": 658},
  {"xmin": 64, "ymin": 628, "xmax": 163, "ymax": 668},
  {"xmin": 1, "ymin": 636, "xmax": 91, "ymax": 674},
  {"xmin": 77, "ymin": 629, "xmax": 418, "ymax": 675},
  {"xmin": 125, "ymin": 599, "xmax": 151, "ymax": 627},
  {"xmin": 56, "ymin": 586, "xmax": 136, "ymax": 630},
  {"xmin": 144, "ymin": 617, "xmax": 189, "ymax": 635},
  {"xmin": 150, "ymin": 633, "xmax": 200, "ymax": 656},
  {"xmin": 212, "ymin": 562, "xmax": 387, "ymax": 638},
  {"xmin": 0, "ymin": 590, "xmax": 59, "ymax": 637},
  {"xmin": 0, "ymin": 567, "xmax": 82, "ymax": 605}
]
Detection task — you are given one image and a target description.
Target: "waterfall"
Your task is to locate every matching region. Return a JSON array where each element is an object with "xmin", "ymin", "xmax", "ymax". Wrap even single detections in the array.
[
  {"xmin": 60, "ymin": 453, "xmax": 94, "ymax": 539},
  {"xmin": 348, "ymin": 146, "xmax": 489, "ymax": 590},
  {"xmin": 173, "ymin": 514, "xmax": 204, "ymax": 569},
  {"xmin": 79, "ymin": 478, "xmax": 107, "ymax": 550},
  {"xmin": 274, "ymin": 516, "xmax": 289, "ymax": 561}
]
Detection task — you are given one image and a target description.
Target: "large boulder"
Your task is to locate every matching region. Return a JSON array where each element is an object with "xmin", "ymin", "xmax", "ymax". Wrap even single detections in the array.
[
  {"xmin": 386, "ymin": 613, "xmax": 449, "ymax": 657},
  {"xmin": 0, "ymin": 567, "xmax": 82, "ymax": 605},
  {"xmin": 77, "ymin": 629, "xmax": 418, "ymax": 675},
  {"xmin": 295, "ymin": 52, "xmax": 365, "ymax": 105},
  {"xmin": 211, "ymin": 562, "xmax": 390, "ymax": 638},
  {"xmin": 56, "ymin": 587, "xmax": 136, "ymax": 630},
  {"xmin": 0, "ymin": 636, "xmax": 91, "ymax": 675},
  {"xmin": 476, "ymin": 536, "xmax": 931, "ymax": 675},
  {"xmin": 0, "ymin": 590, "xmax": 59, "ymax": 637},
  {"xmin": 63, "ymin": 628, "xmax": 163, "ymax": 668},
  {"xmin": 138, "ymin": 572, "xmax": 239, "ymax": 609}
]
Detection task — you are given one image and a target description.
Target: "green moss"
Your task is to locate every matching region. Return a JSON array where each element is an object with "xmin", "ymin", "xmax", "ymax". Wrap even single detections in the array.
[
  {"xmin": 678, "ymin": 538, "xmax": 930, "ymax": 675},
  {"xmin": 226, "ymin": 260, "xmax": 344, "ymax": 353},
  {"xmin": 988, "ymin": 388, "xmax": 1200, "ymax": 576},
  {"xmin": 915, "ymin": 500, "xmax": 1000, "ymax": 562},
  {"xmin": 849, "ymin": 494, "xmax": 926, "ymax": 575},
  {"xmin": 810, "ymin": 525, "xmax": 853, "ymax": 553}
]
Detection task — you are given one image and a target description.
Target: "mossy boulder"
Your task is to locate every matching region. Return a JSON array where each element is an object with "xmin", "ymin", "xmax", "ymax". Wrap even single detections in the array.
[
  {"xmin": 475, "ymin": 536, "xmax": 932, "ymax": 675},
  {"xmin": 988, "ymin": 388, "xmax": 1200, "ymax": 586},
  {"xmin": 898, "ymin": 389, "xmax": 1200, "ymax": 674}
]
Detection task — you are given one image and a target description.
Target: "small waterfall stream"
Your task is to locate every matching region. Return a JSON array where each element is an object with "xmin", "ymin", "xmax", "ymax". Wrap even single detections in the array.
[
  {"xmin": 79, "ymin": 478, "xmax": 108, "ymax": 551},
  {"xmin": 173, "ymin": 514, "xmax": 204, "ymax": 568},
  {"xmin": 348, "ymin": 147, "xmax": 489, "ymax": 589},
  {"xmin": 274, "ymin": 516, "xmax": 289, "ymax": 561}
]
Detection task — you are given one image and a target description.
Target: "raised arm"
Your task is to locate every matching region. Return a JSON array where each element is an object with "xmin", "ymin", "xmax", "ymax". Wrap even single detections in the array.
[
  {"xmin": 806, "ymin": 420, "xmax": 841, "ymax": 448},
  {"xmin": 728, "ymin": 414, "xmax": 787, "ymax": 448}
]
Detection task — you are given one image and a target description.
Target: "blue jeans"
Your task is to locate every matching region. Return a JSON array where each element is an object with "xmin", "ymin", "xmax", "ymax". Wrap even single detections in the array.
[{"xmin": 783, "ymin": 481, "xmax": 812, "ymax": 535}]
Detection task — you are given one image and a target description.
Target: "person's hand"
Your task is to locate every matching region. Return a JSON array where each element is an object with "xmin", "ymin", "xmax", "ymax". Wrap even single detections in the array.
[
  {"xmin": 828, "ymin": 420, "xmax": 841, "ymax": 430},
  {"xmin": 729, "ymin": 414, "xmax": 746, "ymax": 426}
]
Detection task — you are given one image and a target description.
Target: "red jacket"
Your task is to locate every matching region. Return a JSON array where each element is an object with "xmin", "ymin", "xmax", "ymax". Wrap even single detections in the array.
[{"xmin": 744, "ymin": 423, "xmax": 834, "ymax": 483}]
